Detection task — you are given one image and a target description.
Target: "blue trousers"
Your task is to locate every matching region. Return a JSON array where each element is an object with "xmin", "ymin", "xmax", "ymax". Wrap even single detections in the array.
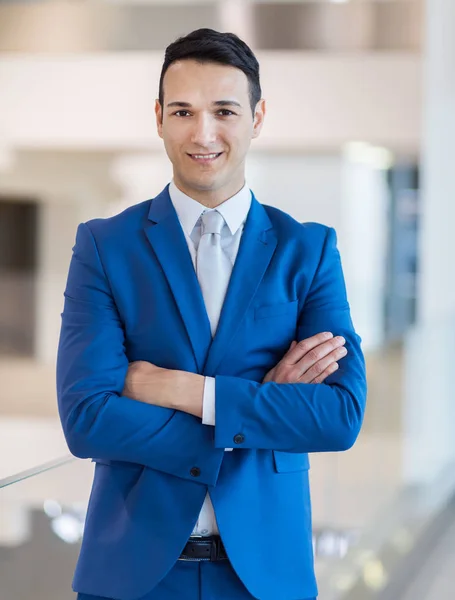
[{"xmin": 76, "ymin": 558, "xmax": 316, "ymax": 599}]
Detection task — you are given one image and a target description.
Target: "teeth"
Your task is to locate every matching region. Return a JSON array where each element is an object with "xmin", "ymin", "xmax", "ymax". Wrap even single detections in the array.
[{"xmin": 192, "ymin": 153, "xmax": 219, "ymax": 159}]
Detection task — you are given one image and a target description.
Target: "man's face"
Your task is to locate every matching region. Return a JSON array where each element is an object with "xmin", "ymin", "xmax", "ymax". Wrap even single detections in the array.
[{"xmin": 156, "ymin": 60, "xmax": 265, "ymax": 204}]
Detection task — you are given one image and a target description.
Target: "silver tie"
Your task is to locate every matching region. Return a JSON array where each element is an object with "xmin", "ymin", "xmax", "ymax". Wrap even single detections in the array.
[{"xmin": 197, "ymin": 210, "xmax": 231, "ymax": 337}]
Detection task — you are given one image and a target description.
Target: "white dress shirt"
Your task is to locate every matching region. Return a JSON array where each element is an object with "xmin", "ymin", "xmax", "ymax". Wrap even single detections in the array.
[{"xmin": 169, "ymin": 180, "xmax": 252, "ymax": 536}]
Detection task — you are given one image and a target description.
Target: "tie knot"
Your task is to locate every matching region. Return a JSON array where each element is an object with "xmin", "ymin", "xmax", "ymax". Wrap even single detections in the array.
[{"xmin": 201, "ymin": 210, "xmax": 225, "ymax": 235}]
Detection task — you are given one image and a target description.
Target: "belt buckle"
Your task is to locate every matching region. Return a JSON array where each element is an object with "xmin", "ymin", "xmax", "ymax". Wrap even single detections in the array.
[{"xmin": 210, "ymin": 537, "xmax": 220, "ymax": 561}]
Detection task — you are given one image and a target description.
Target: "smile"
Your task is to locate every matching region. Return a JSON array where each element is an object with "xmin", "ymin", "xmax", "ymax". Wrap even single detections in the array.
[{"xmin": 188, "ymin": 153, "xmax": 223, "ymax": 163}]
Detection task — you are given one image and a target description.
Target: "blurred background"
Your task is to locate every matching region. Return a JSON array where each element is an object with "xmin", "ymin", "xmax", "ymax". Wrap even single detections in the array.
[{"xmin": 1, "ymin": 0, "xmax": 454, "ymax": 598}]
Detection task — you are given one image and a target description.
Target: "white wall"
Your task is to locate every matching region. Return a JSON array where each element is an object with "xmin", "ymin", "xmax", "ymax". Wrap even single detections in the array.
[
  {"xmin": 246, "ymin": 152, "xmax": 343, "ymax": 228},
  {"xmin": 0, "ymin": 52, "xmax": 420, "ymax": 152},
  {"xmin": 339, "ymin": 155, "xmax": 389, "ymax": 350},
  {"xmin": 402, "ymin": 0, "xmax": 455, "ymax": 486}
]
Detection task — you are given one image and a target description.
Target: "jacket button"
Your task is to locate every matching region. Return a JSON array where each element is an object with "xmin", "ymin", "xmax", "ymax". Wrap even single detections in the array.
[
  {"xmin": 233, "ymin": 434, "xmax": 245, "ymax": 444},
  {"xmin": 190, "ymin": 467, "xmax": 201, "ymax": 477}
]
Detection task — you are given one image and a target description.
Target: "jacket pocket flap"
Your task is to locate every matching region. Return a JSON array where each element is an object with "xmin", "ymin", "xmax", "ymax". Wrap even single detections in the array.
[
  {"xmin": 273, "ymin": 451, "xmax": 310, "ymax": 473},
  {"xmin": 91, "ymin": 458, "xmax": 111, "ymax": 466},
  {"xmin": 255, "ymin": 300, "xmax": 298, "ymax": 320},
  {"xmin": 91, "ymin": 458, "xmax": 141, "ymax": 470}
]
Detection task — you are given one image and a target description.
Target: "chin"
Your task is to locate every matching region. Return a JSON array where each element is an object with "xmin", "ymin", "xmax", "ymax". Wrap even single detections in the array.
[{"xmin": 185, "ymin": 176, "xmax": 220, "ymax": 192}]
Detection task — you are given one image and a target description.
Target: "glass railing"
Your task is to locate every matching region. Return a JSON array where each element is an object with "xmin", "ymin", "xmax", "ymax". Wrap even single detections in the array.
[
  {"xmin": 0, "ymin": 457, "xmax": 73, "ymax": 490},
  {"xmin": 316, "ymin": 316, "xmax": 455, "ymax": 599},
  {"xmin": 0, "ymin": 457, "xmax": 93, "ymax": 600},
  {"xmin": 2, "ymin": 450, "xmax": 455, "ymax": 599},
  {"xmin": 2, "ymin": 452, "xmax": 455, "ymax": 600},
  {"xmin": 317, "ymin": 460, "xmax": 455, "ymax": 599}
]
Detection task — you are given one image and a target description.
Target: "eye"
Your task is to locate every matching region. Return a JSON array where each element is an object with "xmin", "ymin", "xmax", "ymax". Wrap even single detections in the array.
[
  {"xmin": 173, "ymin": 110, "xmax": 191, "ymax": 117},
  {"xmin": 217, "ymin": 109, "xmax": 235, "ymax": 116}
]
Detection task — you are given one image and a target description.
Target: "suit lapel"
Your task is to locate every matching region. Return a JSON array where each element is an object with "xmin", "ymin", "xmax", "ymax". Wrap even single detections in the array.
[
  {"xmin": 204, "ymin": 197, "xmax": 277, "ymax": 376},
  {"xmin": 144, "ymin": 186, "xmax": 212, "ymax": 372}
]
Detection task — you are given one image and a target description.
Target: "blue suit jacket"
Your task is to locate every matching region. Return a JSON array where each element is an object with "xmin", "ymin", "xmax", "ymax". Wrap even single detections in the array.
[{"xmin": 56, "ymin": 185, "xmax": 367, "ymax": 600}]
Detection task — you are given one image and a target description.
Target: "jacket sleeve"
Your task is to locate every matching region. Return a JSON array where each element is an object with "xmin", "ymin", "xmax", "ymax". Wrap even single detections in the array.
[
  {"xmin": 213, "ymin": 227, "xmax": 367, "ymax": 453},
  {"xmin": 56, "ymin": 222, "xmax": 224, "ymax": 486}
]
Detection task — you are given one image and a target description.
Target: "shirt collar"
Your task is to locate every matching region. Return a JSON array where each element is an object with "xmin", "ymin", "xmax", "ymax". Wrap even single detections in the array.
[{"xmin": 169, "ymin": 180, "xmax": 252, "ymax": 236}]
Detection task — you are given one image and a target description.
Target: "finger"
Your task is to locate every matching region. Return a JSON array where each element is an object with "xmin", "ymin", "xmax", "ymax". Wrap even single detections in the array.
[
  {"xmin": 287, "ymin": 335, "xmax": 346, "ymax": 375},
  {"xmin": 299, "ymin": 345, "xmax": 347, "ymax": 383},
  {"xmin": 283, "ymin": 332, "xmax": 334, "ymax": 365},
  {"xmin": 310, "ymin": 361, "xmax": 339, "ymax": 384}
]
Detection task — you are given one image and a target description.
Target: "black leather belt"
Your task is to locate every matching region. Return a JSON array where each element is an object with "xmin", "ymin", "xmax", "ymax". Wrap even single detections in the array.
[{"xmin": 179, "ymin": 536, "xmax": 228, "ymax": 561}]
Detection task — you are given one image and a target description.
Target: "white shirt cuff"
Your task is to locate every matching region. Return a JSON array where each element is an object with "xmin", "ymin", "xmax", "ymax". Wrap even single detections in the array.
[
  {"xmin": 202, "ymin": 377, "xmax": 232, "ymax": 451},
  {"xmin": 202, "ymin": 377, "xmax": 216, "ymax": 426}
]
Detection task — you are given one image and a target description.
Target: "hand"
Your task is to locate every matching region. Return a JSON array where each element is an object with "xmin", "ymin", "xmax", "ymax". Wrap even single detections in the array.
[
  {"xmin": 123, "ymin": 361, "xmax": 204, "ymax": 418},
  {"xmin": 262, "ymin": 332, "xmax": 347, "ymax": 384}
]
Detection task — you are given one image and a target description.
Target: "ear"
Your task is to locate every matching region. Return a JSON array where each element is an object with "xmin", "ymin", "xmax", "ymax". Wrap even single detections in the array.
[
  {"xmin": 252, "ymin": 98, "xmax": 266, "ymax": 139},
  {"xmin": 155, "ymin": 99, "xmax": 163, "ymax": 139}
]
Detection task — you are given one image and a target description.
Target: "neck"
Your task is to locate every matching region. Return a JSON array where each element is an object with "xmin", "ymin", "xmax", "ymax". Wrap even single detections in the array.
[{"xmin": 173, "ymin": 178, "xmax": 246, "ymax": 209}]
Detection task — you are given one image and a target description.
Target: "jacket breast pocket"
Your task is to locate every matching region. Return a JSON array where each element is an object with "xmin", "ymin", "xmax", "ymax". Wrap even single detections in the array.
[
  {"xmin": 273, "ymin": 451, "xmax": 310, "ymax": 473},
  {"xmin": 254, "ymin": 300, "xmax": 298, "ymax": 320}
]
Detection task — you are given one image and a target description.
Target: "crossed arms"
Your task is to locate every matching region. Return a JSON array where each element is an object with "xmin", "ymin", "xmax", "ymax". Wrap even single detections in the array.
[
  {"xmin": 122, "ymin": 332, "xmax": 348, "ymax": 419},
  {"xmin": 56, "ymin": 222, "xmax": 366, "ymax": 485}
]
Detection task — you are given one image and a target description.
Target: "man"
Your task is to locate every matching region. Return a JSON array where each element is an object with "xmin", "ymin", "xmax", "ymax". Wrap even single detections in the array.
[{"xmin": 57, "ymin": 28, "xmax": 366, "ymax": 600}]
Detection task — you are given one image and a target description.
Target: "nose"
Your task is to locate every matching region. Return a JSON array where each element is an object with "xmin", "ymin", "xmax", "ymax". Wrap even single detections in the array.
[{"xmin": 190, "ymin": 113, "xmax": 217, "ymax": 148}]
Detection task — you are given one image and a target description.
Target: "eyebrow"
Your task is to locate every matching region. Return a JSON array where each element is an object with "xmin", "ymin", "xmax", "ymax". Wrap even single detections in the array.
[{"xmin": 166, "ymin": 100, "xmax": 242, "ymax": 109}]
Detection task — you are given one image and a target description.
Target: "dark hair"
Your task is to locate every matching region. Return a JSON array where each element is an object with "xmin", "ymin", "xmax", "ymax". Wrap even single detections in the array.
[{"xmin": 159, "ymin": 28, "xmax": 261, "ymax": 117}]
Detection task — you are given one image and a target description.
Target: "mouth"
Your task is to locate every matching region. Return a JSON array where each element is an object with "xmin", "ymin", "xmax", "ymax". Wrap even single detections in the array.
[{"xmin": 187, "ymin": 152, "xmax": 223, "ymax": 164}]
